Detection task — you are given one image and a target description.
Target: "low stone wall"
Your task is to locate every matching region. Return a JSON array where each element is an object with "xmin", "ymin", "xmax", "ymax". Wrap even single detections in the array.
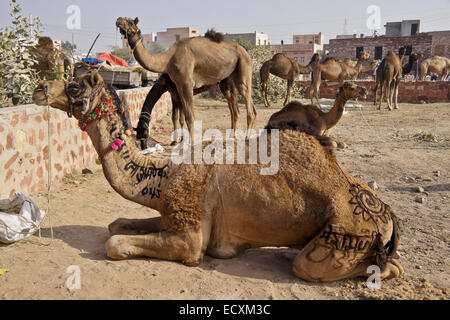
[
  {"xmin": 0, "ymin": 88, "xmax": 171, "ymax": 199},
  {"xmin": 296, "ymin": 80, "xmax": 450, "ymax": 103}
]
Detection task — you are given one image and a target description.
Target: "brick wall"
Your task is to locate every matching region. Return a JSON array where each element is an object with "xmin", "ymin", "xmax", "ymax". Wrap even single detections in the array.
[
  {"xmin": 296, "ymin": 80, "xmax": 450, "ymax": 103},
  {"xmin": 328, "ymin": 35, "xmax": 433, "ymax": 60},
  {"xmin": 0, "ymin": 88, "xmax": 171, "ymax": 199}
]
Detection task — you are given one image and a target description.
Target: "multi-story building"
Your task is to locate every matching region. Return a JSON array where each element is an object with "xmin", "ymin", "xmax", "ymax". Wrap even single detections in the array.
[
  {"xmin": 268, "ymin": 33, "xmax": 324, "ymax": 65},
  {"xmin": 385, "ymin": 20, "xmax": 420, "ymax": 37},
  {"xmin": 156, "ymin": 27, "xmax": 200, "ymax": 45},
  {"xmin": 223, "ymin": 32, "xmax": 270, "ymax": 46}
]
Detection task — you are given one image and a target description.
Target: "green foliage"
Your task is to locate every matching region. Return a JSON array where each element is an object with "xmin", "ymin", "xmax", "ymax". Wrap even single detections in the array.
[
  {"xmin": 110, "ymin": 46, "xmax": 136, "ymax": 65},
  {"xmin": 248, "ymin": 46, "xmax": 305, "ymax": 105},
  {"xmin": 413, "ymin": 132, "xmax": 438, "ymax": 142},
  {"xmin": 0, "ymin": 0, "xmax": 42, "ymax": 106},
  {"xmin": 61, "ymin": 40, "xmax": 76, "ymax": 56},
  {"xmin": 146, "ymin": 42, "xmax": 167, "ymax": 54},
  {"xmin": 233, "ymin": 37, "xmax": 255, "ymax": 52}
]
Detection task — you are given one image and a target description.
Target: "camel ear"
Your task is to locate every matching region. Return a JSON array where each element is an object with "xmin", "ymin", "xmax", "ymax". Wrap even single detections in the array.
[
  {"xmin": 90, "ymin": 70, "xmax": 103, "ymax": 88},
  {"xmin": 134, "ymin": 17, "xmax": 139, "ymax": 25}
]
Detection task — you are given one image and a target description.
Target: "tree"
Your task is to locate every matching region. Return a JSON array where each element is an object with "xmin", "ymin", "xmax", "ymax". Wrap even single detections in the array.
[
  {"xmin": 110, "ymin": 46, "xmax": 136, "ymax": 65},
  {"xmin": 249, "ymin": 46, "xmax": 305, "ymax": 104},
  {"xmin": 233, "ymin": 37, "xmax": 255, "ymax": 52},
  {"xmin": 61, "ymin": 40, "xmax": 76, "ymax": 56},
  {"xmin": 0, "ymin": 0, "xmax": 42, "ymax": 106},
  {"xmin": 146, "ymin": 42, "xmax": 167, "ymax": 54}
]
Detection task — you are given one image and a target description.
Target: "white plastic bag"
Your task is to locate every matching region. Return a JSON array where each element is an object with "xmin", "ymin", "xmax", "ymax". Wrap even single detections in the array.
[{"xmin": 0, "ymin": 193, "xmax": 45, "ymax": 244}]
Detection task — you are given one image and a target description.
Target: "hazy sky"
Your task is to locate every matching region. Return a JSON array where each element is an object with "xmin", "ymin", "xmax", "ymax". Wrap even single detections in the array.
[{"xmin": 1, "ymin": 0, "xmax": 449, "ymax": 53}]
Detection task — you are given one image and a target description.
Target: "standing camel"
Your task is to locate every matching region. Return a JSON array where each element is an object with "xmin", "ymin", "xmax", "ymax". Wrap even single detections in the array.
[
  {"xmin": 375, "ymin": 49, "xmax": 405, "ymax": 110},
  {"xmin": 418, "ymin": 56, "xmax": 450, "ymax": 80},
  {"xmin": 116, "ymin": 17, "xmax": 256, "ymax": 142},
  {"xmin": 310, "ymin": 52, "xmax": 370, "ymax": 108},
  {"xmin": 260, "ymin": 53, "xmax": 320, "ymax": 108}
]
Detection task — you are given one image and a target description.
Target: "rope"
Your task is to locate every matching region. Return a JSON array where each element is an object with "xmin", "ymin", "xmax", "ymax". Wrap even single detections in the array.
[{"xmin": 37, "ymin": 105, "xmax": 54, "ymax": 246}]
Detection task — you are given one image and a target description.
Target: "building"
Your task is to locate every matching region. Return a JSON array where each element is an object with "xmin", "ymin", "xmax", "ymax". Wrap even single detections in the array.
[
  {"xmin": 268, "ymin": 33, "xmax": 323, "ymax": 65},
  {"xmin": 385, "ymin": 20, "xmax": 420, "ymax": 37},
  {"xmin": 328, "ymin": 30, "xmax": 450, "ymax": 61},
  {"xmin": 156, "ymin": 27, "xmax": 199, "ymax": 45},
  {"xmin": 223, "ymin": 32, "xmax": 270, "ymax": 46},
  {"xmin": 122, "ymin": 33, "xmax": 156, "ymax": 48}
]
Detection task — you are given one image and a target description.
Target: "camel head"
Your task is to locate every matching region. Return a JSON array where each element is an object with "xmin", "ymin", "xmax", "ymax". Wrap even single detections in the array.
[
  {"xmin": 358, "ymin": 52, "xmax": 371, "ymax": 62},
  {"xmin": 338, "ymin": 82, "xmax": 368, "ymax": 101},
  {"xmin": 116, "ymin": 17, "xmax": 141, "ymax": 38},
  {"xmin": 409, "ymin": 53, "xmax": 421, "ymax": 63},
  {"xmin": 33, "ymin": 70, "xmax": 107, "ymax": 119}
]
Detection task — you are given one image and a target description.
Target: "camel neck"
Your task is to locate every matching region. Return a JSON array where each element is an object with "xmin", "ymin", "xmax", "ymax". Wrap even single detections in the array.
[
  {"xmin": 128, "ymin": 34, "xmax": 172, "ymax": 73},
  {"xmin": 324, "ymin": 94, "xmax": 347, "ymax": 129},
  {"xmin": 84, "ymin": 97, "xmax": 172, "ymax": 211}
]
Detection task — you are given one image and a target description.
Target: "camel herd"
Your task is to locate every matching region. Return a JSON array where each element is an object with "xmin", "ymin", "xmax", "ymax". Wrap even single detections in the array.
[{"xmin": 30, "ymin": 17, "xmax": 449, "ymax": 283}]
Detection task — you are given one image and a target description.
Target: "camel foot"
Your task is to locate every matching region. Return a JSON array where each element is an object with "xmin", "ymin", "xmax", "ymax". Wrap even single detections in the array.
[
  {"xmin": 105, "ymin": 235, "xmax": 136, "ymax": 260},
  {"xmin": 381, "ymin": 260, "xmax": 404, "ymax": 280},
  {"xmin": 108, "ymin": 217, "xmax": 164, "ymax": 236}
]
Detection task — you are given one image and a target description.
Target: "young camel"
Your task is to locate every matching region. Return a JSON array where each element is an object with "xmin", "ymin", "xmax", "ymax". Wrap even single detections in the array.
[
  {"xmin": 116, "ymin": 17, "xmax": 256, "ymax": 141},
  {"xmin": 260, "ymin": 53, "xmax": 320, "ymax": 108},
  {"xmin": 267, "ymin": 82, "xmax": 367, "ymax": 138},
  {"xmin": 32, "ymin": 71, "xmax": 403, "ymax": 282},
  {"xmin": 310, "ymin": 52, "xmax": 370, "ymax": 108}
]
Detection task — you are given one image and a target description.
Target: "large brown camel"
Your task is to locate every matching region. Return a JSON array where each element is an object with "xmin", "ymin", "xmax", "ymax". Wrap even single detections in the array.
[
  {"xmin": 267, "ymin": 82, "xmax": 367, "ymax": 137},
  {"xmin": 375, "ymin": 49, "xmax": 405, "ymax": 110},
  {"xmin": 418, "ymin": 56, "xmax": 450, "ymax": 80},
  {"xmin": 310, "ymin": 52, "xmax": 370, "ymax": 108},
  {"xmin": 32, "ymin": 71, "xmax": 404, "ymax": 282},
  {"xmin": 33, "ymin": 37, "xmax": 73, "ymax": 80},
  {"xmin": 116, "ymin": 17, "xmax": 256, "ymax": 140},
  {"xmin": 260, "ymin": 53, "xmax": 320, "ymax": 108}
]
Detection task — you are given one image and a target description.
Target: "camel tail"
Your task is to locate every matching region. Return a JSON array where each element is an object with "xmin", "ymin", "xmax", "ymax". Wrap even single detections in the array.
[
  {"xmin": 375, "ymin": 208, "xmax": 401, "ymax": 272},
  {"xmin": 205, "ymin": 29, "xmax": 224, "ymax": 43}
]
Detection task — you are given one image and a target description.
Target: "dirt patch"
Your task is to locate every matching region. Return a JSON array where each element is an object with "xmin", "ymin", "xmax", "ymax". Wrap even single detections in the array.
[{"xmin": 0, "ymin": 97, "xmax": 449, "ymax": 299}]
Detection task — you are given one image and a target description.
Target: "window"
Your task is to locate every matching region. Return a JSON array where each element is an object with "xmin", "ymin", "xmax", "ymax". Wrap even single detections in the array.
[
  {"xmin": 300, "ymin": 57, "xmax": 305, "ymax": 64},
  {"xmin": 175, "ymin": 35, "xmax": 180, "ymax": 41},
  {"xmin": 411, "ymin": 24, "xmax": 418, "ymax": 36},
  {"xmin": 296, "ymin": 40, "xmax": 299, "ymax": 44},
  {"xmin": 375, "ymin": 46, "xmax": 383, "ymax": 60},
  {"xmin": 356, "ymin": 47, "xmax": 364, "ymax": 59}
]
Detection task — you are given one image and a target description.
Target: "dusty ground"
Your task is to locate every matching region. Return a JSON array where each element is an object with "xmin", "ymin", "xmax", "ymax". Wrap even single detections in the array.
[{"xmin": 1, "ymin": 96, "xmax": 449, "ymax": 300}]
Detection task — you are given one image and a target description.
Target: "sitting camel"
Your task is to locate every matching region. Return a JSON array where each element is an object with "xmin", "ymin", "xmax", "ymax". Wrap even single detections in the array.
[
  {"xmin": 266, "ymin": 82, "xmax": 367, "ymax": 138},
  {"xmin": 32, "ymin": 70, "xmax": 403, "ymax": 282},
  {"xmin": 418, "ymin": 56, "xmax": 450, "ymax": 80},
  {"xmin": 260, "ymin": 53, "xmax": 320, "ymax": 108},
  {"xmin": 116, "ymin": 17, "xmax": 256, "ymax": 142},
  {"xmin": 310, "ymin": 52, "xmax": 370, "ymax": 108}
]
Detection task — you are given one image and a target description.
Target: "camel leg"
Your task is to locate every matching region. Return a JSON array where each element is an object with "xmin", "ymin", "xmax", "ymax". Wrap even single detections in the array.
[
  {"xmin": 393, "ymin": 79, "xmax": 400, "ymax": 110},
  {"xmin": 378, "ymin": 82, "xmax": 384, "ymax": 110},
  {"xmin": 387, "ymin": 80, "xmax": 394, "ymax": 111},
  {"xmin": 219, "ymin": 79, "xmax": 239, "ymax": 132},
  {"xmin": 106, "ymin": 228, "xmax": 204, "ymax": 266},
  {"xmin": 374, "ymin": 81, "xmax": 379, "ymax": 106},
  {"xmin": 283, "ymin": 79, "xmax": 293, "ymax": 106},
  {"xmin": 292, "ymin": 224, "xmax": 404, "ymax": 282},
  {"xmin": 235, "ymin": 64, "xmax": 257, "ymax": 133},
  {"xmin": 175, "ymin": 80, "xmax": 195, "ymax": 143},
  {"xmin": 170, "ymin": 99, "xmax": 185, "ymax": 146},
  {"xmin": 108, "ymin": 217, "xmax": 165, "ymax": 236},
  {"xmin": 260, "ymin": 61, "xmax": 272, "ymax": 108}
]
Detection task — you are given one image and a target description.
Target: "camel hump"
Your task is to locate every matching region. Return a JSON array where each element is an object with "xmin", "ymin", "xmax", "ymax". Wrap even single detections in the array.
[{"xmin": 205, "ymin": 29, "xmax": 224, "ymax": 43}]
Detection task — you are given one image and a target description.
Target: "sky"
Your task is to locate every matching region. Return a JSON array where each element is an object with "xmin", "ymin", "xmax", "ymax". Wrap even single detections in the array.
[{"xmin": 1, "ymin": 0, "xmax": 449, "ymax": 53}]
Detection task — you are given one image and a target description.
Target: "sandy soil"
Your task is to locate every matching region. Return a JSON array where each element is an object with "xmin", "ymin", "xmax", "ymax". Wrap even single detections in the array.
[{"xmin": 1, "ymin": 96, "xmax": 449, "ymax": 300}]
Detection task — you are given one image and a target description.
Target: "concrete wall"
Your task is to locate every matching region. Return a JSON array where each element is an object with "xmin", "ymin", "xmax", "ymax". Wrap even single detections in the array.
[
  {"xmin": 0, "ymin": 88, "xmax": 171, "ymax": 199},
  {"xmin": 297, "ymin": 80, "xmax": 450, "ymax": 103}
]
